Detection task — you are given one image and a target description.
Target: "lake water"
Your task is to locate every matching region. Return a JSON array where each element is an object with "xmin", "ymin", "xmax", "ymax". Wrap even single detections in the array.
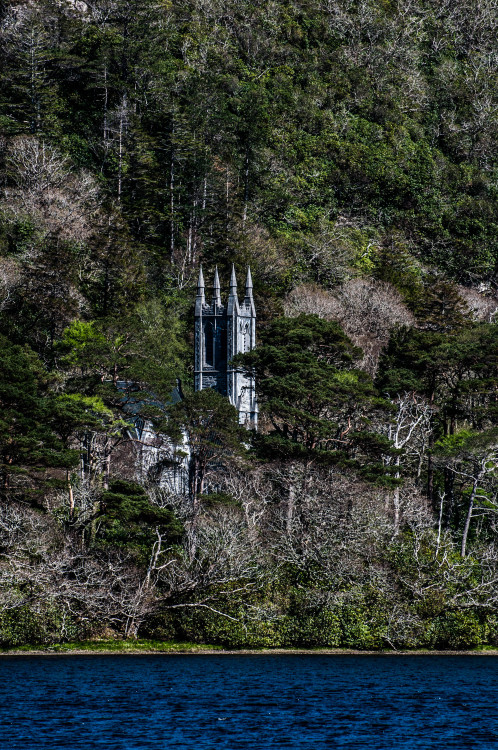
[{"xmin": 0, "ymin": 654, "xmax": 497, "ymax": 749}]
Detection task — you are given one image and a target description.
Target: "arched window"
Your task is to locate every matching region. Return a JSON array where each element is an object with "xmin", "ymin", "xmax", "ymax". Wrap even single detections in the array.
[
  {"xmin": 218, "ymin": 325, "xmax": 227, "ymax": 367},
  {"xmin": 240, "ymin": 320, "xmax": 250, "ymax": 353},
  {"xmin": 204, "ymin": 322, "xmax": 214, "ymax": 366}
]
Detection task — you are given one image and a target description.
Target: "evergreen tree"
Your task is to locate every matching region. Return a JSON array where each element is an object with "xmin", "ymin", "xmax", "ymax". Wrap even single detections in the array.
[
  {"xmin": 0, "ymin": 335, "xmax": 93, "ymax": 502},
  {"xmin": 237, "ymin": 314, "xmax": 395, "ymax": 482},
  {"xmin": 166, "ymin": 389, "xmax": 245, "ymax": 503}
]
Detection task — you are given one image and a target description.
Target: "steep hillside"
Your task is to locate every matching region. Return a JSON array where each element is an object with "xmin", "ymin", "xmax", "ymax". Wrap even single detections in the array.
[{"xmin": 0, "ymin": 0, "xmax": 497, "ymax": 650}]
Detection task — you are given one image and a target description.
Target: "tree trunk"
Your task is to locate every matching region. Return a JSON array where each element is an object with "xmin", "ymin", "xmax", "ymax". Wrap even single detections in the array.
[
  {"xmin": 103, "ymin": 64, "xmax": 108, "ymax": 141},
  {"xmin": 461, "ymin": 475, "xmax": 480, "ymax": 558},
  {"xmin": 393, "ymin": 455, "xmax": 401, "ymax": 533},
  {"xmin": 242, "ymin": 149, "xmax": 249, "ymax": 225},
  {"xmin": 169, "ymin": 121, "xmax": 175, "ymax": 261},
  {"xmin": 436, "ymin": 490, "xmax": 445, "ymax": 555},
  {"xmin": 286, "ymin": 481, "xmax": 296, "ymax": 535},
  {"xmin": 67, "ymin": 469, "xmax": 74, "ymax": 520},
  {"xmin": 118, "ymin": 101, "xmax": 124, "ymax": 199},
  {"xmin": 104, "ymin": 437, "xmax": 111, "ymax": 491},
  {"xmin": 427, "ymin": 439, "xmax": 434, "ymax": 507},
  {"xmin": 225, "ymin": 166, "xmax": 230, "ymax": 239}
]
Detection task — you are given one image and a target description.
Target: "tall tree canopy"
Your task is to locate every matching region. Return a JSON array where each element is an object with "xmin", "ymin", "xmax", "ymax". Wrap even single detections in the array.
[{"xmin": 237, "ymin": 314, "xmax": 395, "ymax": 483}]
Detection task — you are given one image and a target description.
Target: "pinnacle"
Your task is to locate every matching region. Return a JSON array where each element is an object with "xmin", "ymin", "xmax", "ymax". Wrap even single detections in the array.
[
  {"xmin": 212, "ymin": 266, "xmax": 222, "ymax": 305},
  {"xmin": 229, "ymin": 263, "xmax": 237, "ymax": 293},
  {"xmin": 197, "ymin": 265, "xmax": 205, "ymax": 297},
  {"xmin": 245, "ymin": 266, "xmax": 253, "ymax": 297}
]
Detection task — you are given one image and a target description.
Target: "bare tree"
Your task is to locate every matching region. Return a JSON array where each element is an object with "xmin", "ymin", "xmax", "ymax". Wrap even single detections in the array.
[
  {"xmin": 285, "ymin": 278, "xmax": 414, "ymax": 374},
  {"xmin": 458, "ymin": 284, "xmax": 498, "ymax": 323},
  {"xmin": 457, "ymin": 448, "xmax": 498, "ymax": 558},
  {"xmin": 216, "ymin": 464, "xmax": 273, "ymax": 544},
  {"xmin": 0, "ymin": 257, "xmax": 21, "ymax": 311},
  {"xmin": 4, "ymin": 136, "xmax": 99, "ymax": 244},
  {"xmin": 383, "ymin": 394, "xmax": 433, "ymax": 532}
]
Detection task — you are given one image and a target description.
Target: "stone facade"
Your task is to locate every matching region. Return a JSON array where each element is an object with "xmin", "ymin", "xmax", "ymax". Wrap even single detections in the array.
[
  {"xmin": 194, "ymin": 265, "xmax": 258, "ymax": 427},
  {"xmin": 111, "ymin": 268, "xmax": 257, "ymax": 492},
  {"xmin": 114, "ymin": 380, "xmax": 190, "ymax": 493}
]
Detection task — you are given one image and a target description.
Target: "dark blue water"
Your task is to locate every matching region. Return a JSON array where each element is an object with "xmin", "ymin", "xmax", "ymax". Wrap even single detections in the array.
[{"xmin": 0, "ymin": 654, "xmax": 497, "ymax": 749}]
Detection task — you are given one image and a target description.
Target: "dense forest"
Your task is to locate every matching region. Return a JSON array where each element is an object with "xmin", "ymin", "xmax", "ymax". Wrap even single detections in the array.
[{"xmin": 1, "ymin": 0, "xmax": 497, "ymax": 650}]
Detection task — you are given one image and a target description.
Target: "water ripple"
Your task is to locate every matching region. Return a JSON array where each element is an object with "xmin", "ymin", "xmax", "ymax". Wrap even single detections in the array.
[{"xmin": 0, "ymin": 654, "xmax": 497, "ymax": 749}]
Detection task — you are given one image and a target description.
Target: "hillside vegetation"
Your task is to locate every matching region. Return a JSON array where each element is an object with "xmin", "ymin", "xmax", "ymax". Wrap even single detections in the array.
[{"xmin": 0, "ymin": 0, "xmax": 497, "ymax": 650}]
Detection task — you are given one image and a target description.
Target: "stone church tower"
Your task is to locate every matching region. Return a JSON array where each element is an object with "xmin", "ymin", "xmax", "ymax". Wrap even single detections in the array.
[{"xmin": 194, "ymin": 265, "xmax": 258, "ymax": 427}]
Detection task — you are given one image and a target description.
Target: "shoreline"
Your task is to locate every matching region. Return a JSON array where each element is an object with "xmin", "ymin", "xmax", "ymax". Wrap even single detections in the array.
[{"xmin": 2, "ymin": 647, "xmax": 498, "ymax": 657}]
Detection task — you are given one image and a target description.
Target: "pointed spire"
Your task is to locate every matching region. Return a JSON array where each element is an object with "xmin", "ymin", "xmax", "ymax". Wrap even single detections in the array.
[
  {"xmin": 244, "ymin": 266, "xmax": 253, "ymax": 298},
  {"xmin": 212, "ymin": 266, "xmax": 221, "ymax": 307},
  {"xmin": 195, "ymin": 265, "xmax": 205, "ymax": 316},
  {"xmin": 227, "ymin": 263, "xmax": 239, "ymax": 315},
  {"xmin": 197, "ymin": 265, "xmax": 205, "ymax": 301},
  {"xmin": 229, "ymin": 263, "xmax": 237, "ymax": 294}
]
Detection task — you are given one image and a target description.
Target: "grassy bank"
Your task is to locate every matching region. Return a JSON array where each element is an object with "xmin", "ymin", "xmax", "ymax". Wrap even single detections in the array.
[
  {"xmin": 2, "ymin": 640, "xmax": 498, "ymax": 656},
  {"xmin": 0, "ymin": 639, "xmax": 224, "ymax": 655}
]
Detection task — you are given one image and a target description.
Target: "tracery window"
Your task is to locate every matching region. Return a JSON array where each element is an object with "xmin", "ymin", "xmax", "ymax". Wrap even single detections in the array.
[{"xmin": 203, "ymin": 322, "xmax": 214, "ymax": 366}]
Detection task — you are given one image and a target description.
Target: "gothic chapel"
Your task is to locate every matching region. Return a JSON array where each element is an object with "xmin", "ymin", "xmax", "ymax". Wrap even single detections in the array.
[
  {"xmin": 194, "ymin": 265, "xmax": 258, "ymax": 427},
  {"xmin": 113, "ymin": 266, "xmax": 257, "ymax": 492}
]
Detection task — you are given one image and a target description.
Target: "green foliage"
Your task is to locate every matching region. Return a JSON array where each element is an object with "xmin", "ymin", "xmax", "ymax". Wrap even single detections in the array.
[
  {"xmin": 0, "ymin": 334, "xmax": 85, "ymax": 499},
  {"xmin": 338, "ymin": 605, "xmax": 384, "ymax": 650},
  {"xmin": 166, "ymin": 388, "xmax": 246, "ymax": 498},
  {"xmin": 0, "ymin": 604, "xmax": 83, "ymax": 648},
  {"xmin": 433, "ymin": 612, "xmax": 485, "ymax": 650},
  {"xmin": 98, "ymin": 479, "xmax": 183, "ymax": 557},
  {"xmin": 0, "ymin": 0, "xmax": 498, "ymax": 653},
  {"xmin": 58, "ymin": 299, "xmax": 186, "ymax": 404},
  {"xmin": 1, "ymin": 0, "xmax": 496, "ymax": 292},
  {"xmin": 238, "ymin": 314, "xmax": 396, "ymax": 482},
  {"xmin": 201, "ymin": 492, "xmax": 241, "ymax": 508},
  {"xmin": 378, "ymin": 323, "xmax": 498, "ymax": 433}
]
